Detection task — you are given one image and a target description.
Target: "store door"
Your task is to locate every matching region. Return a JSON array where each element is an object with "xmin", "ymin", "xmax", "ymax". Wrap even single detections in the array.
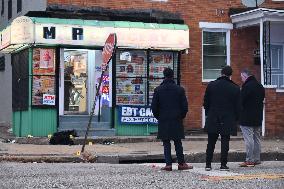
[
  {"xmin": 63, "ymin": 49, "xmax": 88, "ymax": 114},
  {"xmin": 59, "ymin": 49, "xmax": 112, "ymax": 122}
]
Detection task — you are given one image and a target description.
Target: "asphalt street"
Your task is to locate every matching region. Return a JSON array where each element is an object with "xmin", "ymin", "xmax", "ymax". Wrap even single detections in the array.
[{"xmin": 0, "ymin": 161, "xmax": 283, "ymax": 189}]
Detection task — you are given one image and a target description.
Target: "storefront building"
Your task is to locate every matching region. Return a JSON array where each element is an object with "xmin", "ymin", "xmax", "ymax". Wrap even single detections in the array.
[
  {"xmin": 0, "ymin": 16, "xmax": 189, "ymax": 136},
  {"xmin": 1, "ymin": 0, "xmax": 284, "ymax": 138}
]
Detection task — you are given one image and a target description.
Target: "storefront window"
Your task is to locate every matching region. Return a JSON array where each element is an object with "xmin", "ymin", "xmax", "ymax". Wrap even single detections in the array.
[
  {"xmin": 32, "ymin": 48, "xmax": 56, "ymax": 106},
  {"xmin": 149, "ymin": 51, "xmax": 177, "ymax": 104},
  {"xmin": 116, "ymin": 50, "xmax": 179, "ymax": 106},
  {"xmin": 116, "ymin": 50, "xmax": 147, "ymax": 106}
]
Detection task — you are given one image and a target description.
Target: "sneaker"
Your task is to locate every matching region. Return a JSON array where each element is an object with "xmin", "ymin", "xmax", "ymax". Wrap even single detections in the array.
[
  {"xmin": 178, "ymin": 163, "xmax": 193, "ymax": 170},
  {"xmin": 239, "ymin": 162, "xmax": 255, "ymax": 167},
  {"xmin": 205, "ymin": 164, "xmax": 212, "ymax": 171},
  {"xmin": 220, "ymin": 165, "xmax": 229, "ymax": 171},
  {"xmin": 161, "ymin": 165, "xmax": 172, "ymax": 171}
]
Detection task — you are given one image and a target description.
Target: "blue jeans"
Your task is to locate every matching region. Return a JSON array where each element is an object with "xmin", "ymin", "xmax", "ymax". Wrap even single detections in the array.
[
  {"xmin": 240, "ymin": 126, "xmax": 261, "ymax": 163},
  {"xmin": 162, "ymin": 139, "xmax": 185, "ymax": 166}
]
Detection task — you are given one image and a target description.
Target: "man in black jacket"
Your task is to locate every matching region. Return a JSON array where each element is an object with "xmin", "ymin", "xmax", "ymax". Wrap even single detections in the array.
[
  {"xmin": 239, "ymin": 69, "xmax": 265, "ymax": 167},
  {"xmin": 203, "ymin": 66, "xmax": 240, "ymax": 171},
  {"xmin": 151, "ymin": 68, "xmax": 192, "ymax": 171}
]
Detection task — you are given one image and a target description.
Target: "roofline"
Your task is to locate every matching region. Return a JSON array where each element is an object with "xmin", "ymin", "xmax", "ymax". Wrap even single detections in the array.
[{"xmin": 231, "ymin": 8, "xmax": 284, "ymax": 18}]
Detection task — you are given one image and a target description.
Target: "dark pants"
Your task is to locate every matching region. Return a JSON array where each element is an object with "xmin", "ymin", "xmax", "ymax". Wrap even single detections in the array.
[
  {"xmin": 162, "ymin": 139, "xmax": 185, "ymax": 166},
  {"xmin": 206, "ymin": 133, "xmax": 230, "ymax": 166}
]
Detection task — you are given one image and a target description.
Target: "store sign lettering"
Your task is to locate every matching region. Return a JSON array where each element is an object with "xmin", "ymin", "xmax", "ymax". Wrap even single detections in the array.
[
  {"xmin": 119, "ymin": 106, "xmax": 158, "ymax": 125},
  {"xmin": 43, "ymin": 26, "xmax": 84, "ymax": 40},
  {"xmin": 42, "ymin": 94, "xmax": 55, "ymax": 105},
  {"xmin": 43, "ymin": 27, "xmax": 56, "ymax": 39},
  {"xmin": 72, "ymin": 28, "xmax": 83, "ymax": 40}
]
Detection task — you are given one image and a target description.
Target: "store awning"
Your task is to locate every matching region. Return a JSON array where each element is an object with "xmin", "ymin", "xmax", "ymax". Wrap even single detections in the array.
[
  {"xmin": 0, "ymin": 16, "xmax": 189, "ymax": 53},
  {"xmin": 231, "ymin": 8, "xmax": 284, "ymax": 28}
]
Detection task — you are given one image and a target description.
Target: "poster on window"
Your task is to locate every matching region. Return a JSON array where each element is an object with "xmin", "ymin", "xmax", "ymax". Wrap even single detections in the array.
[
  {"xmin": 32, "ymin": 76, "xmax": 56, "ymax": 105},
  {"xmin": 33, "ymin": 48, "xmax": 55, "ymax": 75}
]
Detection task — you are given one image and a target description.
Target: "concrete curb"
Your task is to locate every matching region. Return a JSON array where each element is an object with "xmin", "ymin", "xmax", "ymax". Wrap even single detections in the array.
[
  {"xmin": 14, "ymin": 136, "xmax": 244, "ymax": 145},
  {"xmin": 1, "ymin": 152, "xmax": 283, "ymax": 164}
]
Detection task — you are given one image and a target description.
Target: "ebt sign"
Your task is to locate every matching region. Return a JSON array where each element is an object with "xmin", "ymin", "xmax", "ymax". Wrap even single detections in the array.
[{"xmin": 119, "ymin": 106, "xmax": 158, "ymax": 125}]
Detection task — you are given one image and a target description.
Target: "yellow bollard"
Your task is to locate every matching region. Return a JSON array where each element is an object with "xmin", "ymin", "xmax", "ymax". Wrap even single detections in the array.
[{"xmin": 76, "ymin": 151, "xmax": 81, "ymax": 156}]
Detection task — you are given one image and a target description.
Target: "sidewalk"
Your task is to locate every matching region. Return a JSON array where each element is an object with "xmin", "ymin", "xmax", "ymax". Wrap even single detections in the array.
[{"xmin": 1, "ymin": 135, "xmax": 283, "ymax": 164}]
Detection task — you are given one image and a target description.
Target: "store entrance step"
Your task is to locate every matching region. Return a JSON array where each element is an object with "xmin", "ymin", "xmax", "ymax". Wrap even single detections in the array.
[
  {"xmin": 59, "ymin": 115, "xmax": 111, "ymax": 128},
  {"xmin": 59, "ymin": 115, "xmax": 101, "ymax": 122}
]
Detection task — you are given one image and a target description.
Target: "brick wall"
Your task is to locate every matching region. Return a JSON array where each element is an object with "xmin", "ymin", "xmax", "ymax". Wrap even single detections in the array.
[
  {"xmin": 46, "ymin": 0, "xmax": 284, "ymax": 132},
  {"xmin": 265, "ymin": 89, "xmax": 284, "ymax": 138}
]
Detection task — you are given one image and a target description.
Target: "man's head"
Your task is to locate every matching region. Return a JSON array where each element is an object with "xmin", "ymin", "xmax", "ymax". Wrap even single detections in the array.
[
  {"xmin": 221, "ymin": 66, "xmax": 233, "ymax": 77},
  {"xmin": 163, "ymin": 67, "xmax": 174, "ymax": 79},
  {"xmin": 240, "ymin": 68, "xmax": 252, "ymax": 83}
]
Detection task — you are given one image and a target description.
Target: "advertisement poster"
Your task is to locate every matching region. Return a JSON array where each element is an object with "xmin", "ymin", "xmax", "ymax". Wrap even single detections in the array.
[
  {"xmin": 118, "ymin": 106, "xmax": 158, "ymax": 125},
  {"xmin": 32, "ymin": 76, "xmax": 55, "ymax": 105},
  {"xmin": 33, "ymin": 48, "xmax": 55, "ymax": 75},
  {"xmin": 43, "ymin": 94, "xmax": 56, "ymax": 105}
]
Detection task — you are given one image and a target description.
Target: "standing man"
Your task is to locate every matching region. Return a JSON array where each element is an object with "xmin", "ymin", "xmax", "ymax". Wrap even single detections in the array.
[
  {"xmin": 151, "ymin": 68, "xmax": 193, "ymax": 171},
  {"xmin": 239, "ymin": 69, "xmax": 265, "ymax": 167},
  {"xmin": 203, "ymin": 66, "xmax": 240, "ymax": 171}
]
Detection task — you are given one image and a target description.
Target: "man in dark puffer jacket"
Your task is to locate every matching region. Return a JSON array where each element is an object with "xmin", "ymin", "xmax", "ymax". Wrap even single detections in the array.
[{"xmin": 239, "ymin": 69, "xmax": 265, "ymax": 167}]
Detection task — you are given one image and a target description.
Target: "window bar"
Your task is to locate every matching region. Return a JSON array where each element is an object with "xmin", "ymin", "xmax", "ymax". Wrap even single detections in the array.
[
  {"xmin": 146, "ymin": 50, "xmax": 150, "ymax": 106},
  {"xmin": 268, "ymin": 21, "xmax": 272, "ymax": 86},
  {"xmin": 263, "ymin": 21, "xmax": 267, "ymax": 85}
]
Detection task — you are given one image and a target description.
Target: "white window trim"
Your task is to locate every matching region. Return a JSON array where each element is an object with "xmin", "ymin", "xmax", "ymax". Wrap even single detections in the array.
[{"xmin": 200, "ymin": 22, "xmax": 232, "ymax": 82}]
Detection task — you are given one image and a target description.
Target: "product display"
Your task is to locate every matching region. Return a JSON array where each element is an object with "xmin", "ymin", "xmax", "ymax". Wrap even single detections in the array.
[
  {"xmin": 116, "ymin": 78, "xmax": 146, "ymax": 105},
  {"xmin": 149, "ymin": 52, "xmax": 174, "ymax": 78},
  {"xmin": 116, "ymin": 50, "xmax": 147, "ymax": 77},
  {"xmin": 116, "ymin": 50, "xmax": 178, "ymax": 106}
]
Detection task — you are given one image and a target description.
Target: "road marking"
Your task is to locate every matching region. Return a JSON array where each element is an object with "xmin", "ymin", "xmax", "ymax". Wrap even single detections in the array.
[
  {"xmin": 141, "ymin": 163, "xmax": 284, "ymax": 181},
  {"xmin": 141, "ymin": 163, "xmax": 241, "ymax": 176},
  {"xmin": 202, "ymin": 174, "xmax": 284, "ymax": 181}
]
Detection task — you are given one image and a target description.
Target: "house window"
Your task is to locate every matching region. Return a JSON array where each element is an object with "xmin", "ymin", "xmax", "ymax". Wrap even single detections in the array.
[
  {"xmin": 199, "ymin": 22, "xmax": 232, "ymax": 81},
  {"xmin": 17, "ymin": 0, "xmax": 22, "ymax": 13},
  {"xmin": 8, "ymin": 0, "xmax": 12, "ymax": 20},
  {"xmin": 203, "ymin": 31, "xmax": 227, "ymax": 80},
  {"xmin": 1, "ymin": 0, "xmax": 4, "ymax": 16}
]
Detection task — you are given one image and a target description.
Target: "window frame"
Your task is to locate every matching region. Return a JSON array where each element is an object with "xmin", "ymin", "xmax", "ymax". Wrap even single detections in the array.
[
  {"xmin": 17, "ymin": 0, "xmax": 22, "ymax": 13},
  {"xmin": 0, "ymin": 55, "xmax": 5, "ymax": 71},
  {"xmin": 1, "ymin": 0, "xmax": 4, "ymax": 16},
  {"xmin": 8, "ymin": 0, "xmax": 12, "ymax": 20},
  {"xmin": 199, "ymin": 22, "xmax": 232, "ymax": 82}
]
